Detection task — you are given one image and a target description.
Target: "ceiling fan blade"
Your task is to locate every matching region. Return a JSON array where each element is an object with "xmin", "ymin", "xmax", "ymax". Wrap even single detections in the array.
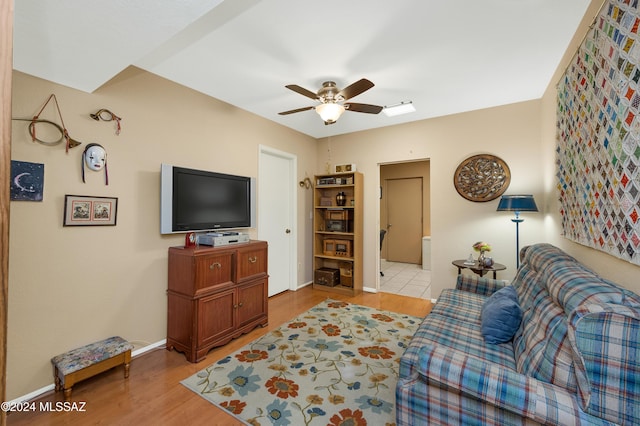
[
  {"xmin": 338, "ymin": 78, "xmax": 374, "ymax": 100},
  {"xmin": 344, "ymin": 103, "xmax": 383, "ymax": 114},
  {"xmin": 285, "ymin": 84, "xmax": 319, "ymax": 100},
  {"xmin": 278, "ymin": 106, "xmax": 315, "ymax": 115}
]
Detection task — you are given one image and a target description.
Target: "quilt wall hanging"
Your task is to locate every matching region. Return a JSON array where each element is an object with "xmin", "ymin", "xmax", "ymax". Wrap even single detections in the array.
[{"xmin": 557, "ymin": 0, "xmax": 640, "ymax": 265}]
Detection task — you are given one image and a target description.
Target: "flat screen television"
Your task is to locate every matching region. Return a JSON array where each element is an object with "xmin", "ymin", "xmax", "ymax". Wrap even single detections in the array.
[{"xmin": 160, "ymin": 164, "xmax": 255, "ymax": 234}]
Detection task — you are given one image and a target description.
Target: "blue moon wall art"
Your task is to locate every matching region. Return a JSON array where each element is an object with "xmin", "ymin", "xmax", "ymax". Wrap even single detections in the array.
[{"xmin": 10, "ymin": 160, "xmax": 44, "ymax": 201}]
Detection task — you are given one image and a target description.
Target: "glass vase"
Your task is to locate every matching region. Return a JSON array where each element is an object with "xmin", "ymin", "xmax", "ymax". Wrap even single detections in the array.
[{"xmin": 478, "ymin": 251, "xmax": 486, "ymax": 268}]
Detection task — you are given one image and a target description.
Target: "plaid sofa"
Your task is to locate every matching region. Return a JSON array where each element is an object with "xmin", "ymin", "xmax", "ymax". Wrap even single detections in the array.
[{"xmin": 396, "ymin": 243, "xmax": 640, "ymax": 425}]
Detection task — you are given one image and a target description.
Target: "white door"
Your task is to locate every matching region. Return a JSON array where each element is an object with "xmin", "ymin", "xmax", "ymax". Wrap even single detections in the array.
[{"xmin": 258, "ymin": 146, "xmax": 296, "ymax": 296}]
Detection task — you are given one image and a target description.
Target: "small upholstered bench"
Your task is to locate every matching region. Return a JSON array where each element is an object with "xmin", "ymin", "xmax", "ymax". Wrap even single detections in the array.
[{"xmin": 51, "ymin": 336, "xmax": 133, "ymax": 401}]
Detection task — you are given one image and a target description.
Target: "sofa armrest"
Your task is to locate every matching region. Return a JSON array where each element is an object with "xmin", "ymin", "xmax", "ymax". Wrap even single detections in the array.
[
  {"xmin": 455, "ymin": 274, "xmax": 507, "ymax": 296},
  {"xmin": 416, "ymin": 344, "xmax": 600, "ymax": 425}
]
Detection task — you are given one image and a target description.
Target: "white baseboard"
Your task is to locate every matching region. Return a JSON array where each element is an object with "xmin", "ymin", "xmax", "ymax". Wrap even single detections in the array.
[
  {"xmin": 7, "ymin": 384, "xmax": 56, "ymax": 406},
  {"xmin": 7, "ymin": 339, "xmax": 167, "ymax": 406},
  {"xmin": 131, "ymin": 339, "xmax": 166, "ymax": 357},
  {"xmin": 296, "ymin": 281, "xmax": 312, "ymax": 290}
]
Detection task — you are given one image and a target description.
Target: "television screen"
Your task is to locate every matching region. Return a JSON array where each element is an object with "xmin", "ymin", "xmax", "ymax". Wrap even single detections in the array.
[{"xmin": 160, "ymin": 164, "xmax": 254, "ymax": 234}]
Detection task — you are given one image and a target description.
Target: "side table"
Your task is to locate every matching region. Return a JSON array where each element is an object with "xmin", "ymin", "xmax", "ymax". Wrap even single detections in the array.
[{"xmin": 452, "ymin": 259, "xmax": 506, "ymax": 279}]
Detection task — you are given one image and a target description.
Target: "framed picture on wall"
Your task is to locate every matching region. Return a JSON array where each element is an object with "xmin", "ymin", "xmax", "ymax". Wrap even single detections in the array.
[
  {"xmin": 63, "ymin": 195, "xmax": 118, "ymax": 226},
  {"xmin": 10, "ymin": 160, "xmax": 44, "ymax": 201}
]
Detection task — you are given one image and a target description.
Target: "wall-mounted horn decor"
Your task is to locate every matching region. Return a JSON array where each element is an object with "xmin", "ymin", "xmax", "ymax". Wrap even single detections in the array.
[
  {"xmin": 12, "ymin": 117, "xmax": 82, "ymax": 149},
  {"xmin": 90, "ymin": 108, "xmax": 122, "ymax": 135},
  {"xmin": 299, "ymin": 177, "xmax": 312, "ymax": 189},
  {"xmin": 13, "ymin": 93, "xmax": 83, "ymax": 152}
]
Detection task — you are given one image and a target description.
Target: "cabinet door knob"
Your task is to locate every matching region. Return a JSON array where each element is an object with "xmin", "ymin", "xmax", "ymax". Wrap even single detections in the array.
[
  {"xmin": 238, "ymin": 302, "xmax": 244, "ymax": 307},
  {"xmin": 210, "ymin": 262, "xmax": 222, "ymax": 270},
  {"xmin": 285, "ymin": 228, "xmax": 291, "ymax": 234},
  {"xmin": 248, "ymin": 256, "xmax": 257, "ymax": 263}
]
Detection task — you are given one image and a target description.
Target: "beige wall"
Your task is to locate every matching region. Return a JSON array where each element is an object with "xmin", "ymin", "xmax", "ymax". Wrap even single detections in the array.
[{"xmin": 8, "ymin": 67, "xmax": 316, "ymax": 399}]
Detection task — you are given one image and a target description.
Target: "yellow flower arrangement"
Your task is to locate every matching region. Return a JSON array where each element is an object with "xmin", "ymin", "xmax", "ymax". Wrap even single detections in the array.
[{"xmin": 472, "ymin": 241, "xmax": 491, "ymax": 252}]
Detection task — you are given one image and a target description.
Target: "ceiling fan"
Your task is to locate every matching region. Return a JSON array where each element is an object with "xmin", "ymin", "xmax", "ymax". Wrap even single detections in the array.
[{"xmin": 278, "ymin": 78, "xmax": 383, "ymax": 125}]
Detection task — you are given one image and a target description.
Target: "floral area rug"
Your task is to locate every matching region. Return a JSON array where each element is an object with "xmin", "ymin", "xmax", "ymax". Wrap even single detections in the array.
[{"xmin": 181, "ymin": 299, "xmax": 422, "ymax": 426}]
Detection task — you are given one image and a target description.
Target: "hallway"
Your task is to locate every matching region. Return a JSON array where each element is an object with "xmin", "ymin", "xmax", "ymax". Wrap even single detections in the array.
[{"xmin": 380, "ymin": 260, "xmax": 432, "ymax": 300}]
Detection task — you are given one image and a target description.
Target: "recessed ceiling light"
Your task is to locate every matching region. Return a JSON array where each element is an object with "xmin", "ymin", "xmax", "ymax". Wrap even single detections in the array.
[{"xmin": 382, "ymin": 101, "xmax": 416, "ymax": 117}]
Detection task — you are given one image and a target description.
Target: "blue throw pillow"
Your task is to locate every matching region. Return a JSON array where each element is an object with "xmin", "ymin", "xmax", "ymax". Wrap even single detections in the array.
[{"xmin": 480, "ymin": 285, "xmax": 522, "ymax": 344}]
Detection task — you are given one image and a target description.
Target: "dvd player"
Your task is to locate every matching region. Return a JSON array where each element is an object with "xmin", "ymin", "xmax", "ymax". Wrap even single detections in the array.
[{"xmin": 197, "ymin": 232, "xmax": 249, "ymax": 246}]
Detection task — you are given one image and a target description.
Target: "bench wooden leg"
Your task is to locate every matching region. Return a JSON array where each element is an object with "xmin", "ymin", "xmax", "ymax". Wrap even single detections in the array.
[
  {"xmin": 63, "ymin": 387, "xmax": 72, "ymax": 401},
  {"xmin": 54, "ymin": 366, "xmax": 62, "ymax": 392},
  {"xmin": 124, "ymin": 350, "xmax": 131, "ymax": 378}
]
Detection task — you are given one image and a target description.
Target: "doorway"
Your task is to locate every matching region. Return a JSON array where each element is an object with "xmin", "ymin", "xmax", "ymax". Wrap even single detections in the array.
[
  {"xmin": 380, "ymin": 161, "xmax": 430, "ymax": 264},
  {"xmin": 258, "ymin": 146, "xmax": 297, "ymax": 297}
]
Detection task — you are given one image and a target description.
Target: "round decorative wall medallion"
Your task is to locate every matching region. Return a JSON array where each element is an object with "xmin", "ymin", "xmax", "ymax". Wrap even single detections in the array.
[{"xmin": 454, "ymin": 154, "xmax": 511, "ymax": 202}]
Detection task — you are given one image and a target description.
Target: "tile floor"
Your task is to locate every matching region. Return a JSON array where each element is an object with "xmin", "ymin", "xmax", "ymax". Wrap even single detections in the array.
[{"xmin": 379, "ymin": 259, "xmax": 432, "ymax": 300}]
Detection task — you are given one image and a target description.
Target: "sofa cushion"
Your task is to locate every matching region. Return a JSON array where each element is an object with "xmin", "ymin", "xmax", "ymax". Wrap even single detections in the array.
[
  {"xmin": 399, "ymin": 313, "xmax": 516, "ymax": 377},
  {"xmin": 545, "ymin": 264, "xmax": 623, "ymax": 314},
  {"xmin": 480, "ymin": 286, "xmax": 522, "ymax": 344},
  {"xmin": 430, "ymin": 288, "xmax": 485, "ymax": 322},
  {"xmin": 513, "ymin": 288, "xmax": 577, "ymax": 392},
  {"xmin": 455, "ymin": 273, "xmax": 508, "ymax": 296},
  {"xmin": 518, "ymin": 244, "xmax": 634, "ymax": 315},
  {"xmin": 399, "ymin": 290, "xmax": 517, "ymax": 379}
]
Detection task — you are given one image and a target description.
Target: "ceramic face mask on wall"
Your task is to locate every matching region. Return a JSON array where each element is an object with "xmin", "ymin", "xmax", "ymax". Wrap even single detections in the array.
[{"xmin": 82, "ymin": 143, "xmax": 109, "ymax": 185}]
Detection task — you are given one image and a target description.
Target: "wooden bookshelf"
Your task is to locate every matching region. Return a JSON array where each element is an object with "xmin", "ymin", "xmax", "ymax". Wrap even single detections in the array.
[{"xmin": 312, "ymin": 172, "xmax": 363, "ymax": 295}]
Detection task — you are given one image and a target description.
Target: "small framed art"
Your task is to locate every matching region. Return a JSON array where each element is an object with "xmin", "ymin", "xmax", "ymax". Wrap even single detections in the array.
[
  {"xmin": 11, "ymin": 160, "xmax": 44, "ymax": 201},
  {"xmin": 63, "ymin": 195, "xmax": 118, "ymax": 226}
]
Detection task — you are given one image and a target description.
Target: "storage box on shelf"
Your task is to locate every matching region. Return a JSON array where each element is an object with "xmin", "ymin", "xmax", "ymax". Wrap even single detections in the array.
[{"xmin": 313, "ymin": 172, "xmax": 363, "ymax": 295}]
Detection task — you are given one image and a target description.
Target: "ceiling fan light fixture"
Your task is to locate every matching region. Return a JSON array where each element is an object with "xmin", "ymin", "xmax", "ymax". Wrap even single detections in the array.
[
  {"xmin": 383, "ymin": 101, "xmax": 415, "ymax": 117},
  {"xmin": 316, "ymin": 103, "xmax": 345, "ymax": 123}
]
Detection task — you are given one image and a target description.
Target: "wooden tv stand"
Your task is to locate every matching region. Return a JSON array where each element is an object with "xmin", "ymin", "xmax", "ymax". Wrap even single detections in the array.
[{"xmin": 166, "ymin": 240, "xmax": 268, "ymax": 362}]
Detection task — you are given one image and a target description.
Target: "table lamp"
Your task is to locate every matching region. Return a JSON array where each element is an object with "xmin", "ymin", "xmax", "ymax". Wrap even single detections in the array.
[{"xmin": 497, "ymin": 195, "xmax": 538, "ymax": 268}]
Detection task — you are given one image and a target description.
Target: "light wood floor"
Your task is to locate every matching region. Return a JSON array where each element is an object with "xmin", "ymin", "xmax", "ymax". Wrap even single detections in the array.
[{"xmin": 7, "ymin": 286, "xmax": 432, "ymax": 425}]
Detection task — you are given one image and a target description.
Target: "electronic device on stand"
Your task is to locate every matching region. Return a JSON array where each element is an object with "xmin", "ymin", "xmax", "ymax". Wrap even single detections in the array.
[{"xmin": 197, "ymin": 232, "xmax": 250, "ymax": 247}]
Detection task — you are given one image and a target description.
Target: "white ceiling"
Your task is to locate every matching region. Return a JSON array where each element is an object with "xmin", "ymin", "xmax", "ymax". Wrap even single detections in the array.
[{"xmin": 13, "ymin": 0, "xmax": 592, "ymax": 139}]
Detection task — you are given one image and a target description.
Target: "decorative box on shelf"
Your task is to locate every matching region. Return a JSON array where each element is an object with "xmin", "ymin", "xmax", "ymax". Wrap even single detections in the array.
[
  {"xmin": 323, "ymin": 239, "xmax": 353, "ymax": 257},
  {"xmin": 334, "ymin": 163, "xmax": 356, "ymax": 174},
  {"xmin": 325, "ymin": 220, "xmax": 350, "ymax": 232},
  {"xmin": 314, "ymin": 268, "xmax": 340, "ymax": 287},
  {"xmin": 324, "ymin": 210, "xmax": 350, "ymax": 220},
  {"xmin": 334, "ymin": 239, "xmax": 352, "ymax": 257},
  {"xmin": 316, "ymin": 176, "xmax": 354, "ymax": 186},
  {"xmin": 339, "ymin": 263, "xmax": 353, "ymax": 287}
]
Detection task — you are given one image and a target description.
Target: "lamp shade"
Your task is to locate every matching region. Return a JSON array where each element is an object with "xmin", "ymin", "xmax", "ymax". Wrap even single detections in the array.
[
  {"xmin": 316, "ymin": 103, "xmax": 345, "ymax": 123},
  {"xmin": 496, "ymin": 195, "xmax": 538, "ymax": 212}
]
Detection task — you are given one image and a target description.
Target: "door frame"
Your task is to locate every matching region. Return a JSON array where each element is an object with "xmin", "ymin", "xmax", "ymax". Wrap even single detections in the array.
[
  {"xmin": 1, "ymin": 1, "xmax": 12, "ymax": 419},
  {"xmin": 257, "ymin": 145, "xmax": 297, "ymax": 294}
]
